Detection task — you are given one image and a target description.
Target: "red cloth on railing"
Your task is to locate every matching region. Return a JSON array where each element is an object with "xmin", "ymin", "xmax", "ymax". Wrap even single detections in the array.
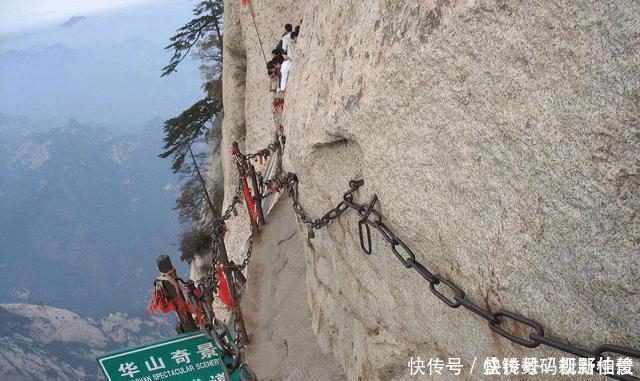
[
  {"xmin": 216, "ymin": 265, "xmax": 233, "ymax": 308},
  {"xmin": 148, "ymin": 280, "xmax": 210, "ymax": 327},
  {"xmin": 147, "ymin": 284, "xmax": 190, "ymax": 318},
  {"xmin": 185, "ymin": 283, "xmax": 207, "ymax": 327},
  {"xmin": 242, "ymin": 176, "xmax": 258, "ymax": 224},
  {"xmin": 147, "ymin": 289, "xmax": 176, "ymax": 314}
]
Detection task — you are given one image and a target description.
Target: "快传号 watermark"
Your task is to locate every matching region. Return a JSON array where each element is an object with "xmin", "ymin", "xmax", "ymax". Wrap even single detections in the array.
[{"xmin": 407, "ymin": 356, "xmax": 635, "ymax": 377}]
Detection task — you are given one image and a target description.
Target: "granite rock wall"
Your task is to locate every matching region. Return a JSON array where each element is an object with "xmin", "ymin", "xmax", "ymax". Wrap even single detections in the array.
[{"xmin": 212, "ymin": 1, "xmax": 639, "ymax": 379}]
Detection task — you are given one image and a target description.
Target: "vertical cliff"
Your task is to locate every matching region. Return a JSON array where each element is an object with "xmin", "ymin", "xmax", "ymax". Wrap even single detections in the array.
[
  {"xmin": 210, "ymin": 1, "xmax": 639, "ymax": 380},
  {"xmin": 216, "ymin": 0, "xmax": 305, "ymax": 266}
]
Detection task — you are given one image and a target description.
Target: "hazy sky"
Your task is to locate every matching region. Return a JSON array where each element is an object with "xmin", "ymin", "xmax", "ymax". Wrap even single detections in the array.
[
  {"xmin": 0, "ymin": 0, "xmax": 154, "ymax": 37},
  {"xmin": 0, "ymin": 0, "xmax": 202, "ymax": 130}
]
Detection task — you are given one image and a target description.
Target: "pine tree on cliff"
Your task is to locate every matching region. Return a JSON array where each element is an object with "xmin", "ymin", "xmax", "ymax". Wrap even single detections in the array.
[
  {"xmin": 159, "ymin": 97, "xmax": 220, "ymax": 217},
  {"xmin": 161, "ymin": 0, "xmax": 223, "ymax": 80},
  {"xmin": 179, "ymin": 226, "xmax": 213, "ymax": 263},
  {"xmin": 174, "ymin": 163, "xmax": 222, "ymax": 263},
  {"xmin": 160, "ymin": 0, "xmax": 225, "ymax": 261}
]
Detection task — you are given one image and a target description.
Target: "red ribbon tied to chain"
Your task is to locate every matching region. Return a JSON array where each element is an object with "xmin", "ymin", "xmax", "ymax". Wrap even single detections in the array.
[
  {"xmin": 241, "ymin": 176, "xmax": 258, "ymax": 224},
  {"xmin": 147, "ymin": 284, "xmax": 191, "ymax": 318},
  {"xmin": 216, "ymin": 265, "xmax": 233, "ymax": 308}
]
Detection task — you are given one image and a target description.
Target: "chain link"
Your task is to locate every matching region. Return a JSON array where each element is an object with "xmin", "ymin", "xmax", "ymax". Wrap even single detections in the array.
[
  {"xmin": 240, "ymin": 236, "xmax": 254, "ymax": 268},
  {"xmin": 277, "ymin": 175, "xmax": 639, "ymax": 380},
  {"xmin": 177, "ymin": 280, "xmax": 240, "ymax": 377},
  {"xmin": 197, "ymin": 128, "xmax": 638, "ymax": 381},
  {"xmin": 203, "ymin": 134, "xmax": 286, "ymax": 306},
  {"xmin": 275, "ymin": 173, "xmax": 363, "ymax": 238},
  {"xmin": 239, "ymin": 134, "xmax": 285, "ymax": 162},
  {"xmin": 221, "ymin": 177, "xmax": 244, "ymax": 221},
  {"xmin": 197, "ymin": 135, "xmax": 286, "ymax": 371},
  {"xmin": 204, "ymin": 175, "xmax": 245, "ymax": 291}
]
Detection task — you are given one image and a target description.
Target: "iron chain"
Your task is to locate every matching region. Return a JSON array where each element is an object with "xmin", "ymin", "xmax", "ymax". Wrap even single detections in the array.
[
  {"xmin": 276, "ymin": 173, "xmax": 363, "ymax": 238},
  {"xmin": 200, "ymin": 128, "xmax": 638, "ymax": 381},
  {"xmin": 240, "ymin": 236, "xmax": 254, "ymax": 269},
  {"xmin": 204, "ymin": 133, "xmax": 285, "ymax": 296},
  {"xmin": 239, "ymin": 134, "xmax": 285, "ymax": 162},
  {"xmin": 280, "ymin": 175, "xmax": 639, "ymax": 380}
]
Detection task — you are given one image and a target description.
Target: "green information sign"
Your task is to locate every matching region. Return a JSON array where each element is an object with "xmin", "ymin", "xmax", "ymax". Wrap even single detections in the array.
[{"xmin": 97, "ymin": 331, "xmax": 238, "ymax": 381}]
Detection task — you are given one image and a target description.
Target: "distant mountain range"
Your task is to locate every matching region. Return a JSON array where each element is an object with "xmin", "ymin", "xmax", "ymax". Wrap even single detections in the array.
[
  {"xmin": 61, "ymin": 16, "xmax": 87, "ymax": 27},
  {"xmin": 0, "ymin": 40, "xmax": 202, "ymax": 131},
  {"xmin": 0, "ymin": 303, "xmax": 174, "ymax": 381},
  {"xmin": 0, "ymin": 2, "xmax": 203, "ymax": 132},
  {"xmin": 0, "ymin": 116, "xmax": 187, "ymax": 317},
  {"xmin": 0, "ymin": 4, "xmax": 205, "ymax": 379}
]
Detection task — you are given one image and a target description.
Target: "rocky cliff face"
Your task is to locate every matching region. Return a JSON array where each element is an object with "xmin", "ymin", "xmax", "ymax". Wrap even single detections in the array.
[
  {"xmin": 212, "ymin": 1, "xmax": 639, "ymax": 380},
  {"xmin": 0, "ymin": 304, "xmax": 173, "ymax": 381}
]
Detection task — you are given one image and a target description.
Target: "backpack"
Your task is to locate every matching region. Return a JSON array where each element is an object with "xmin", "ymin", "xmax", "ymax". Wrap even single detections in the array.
[{"xmin": 276, "ymin": 39, "xmax": 284, "ymax": 54}]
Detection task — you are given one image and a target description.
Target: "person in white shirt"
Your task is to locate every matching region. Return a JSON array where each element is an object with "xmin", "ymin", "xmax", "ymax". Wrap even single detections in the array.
[
  {"xmin": 278, "ymin": 52, "xmax": 292, "ymax": 93},
  {"xmin": 281, "ymin": 23, "xmax": 293, "ymax": 54},
  {"xmin": 288, "ymin": 31, "xmax": 299, "ymax": 61}
]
